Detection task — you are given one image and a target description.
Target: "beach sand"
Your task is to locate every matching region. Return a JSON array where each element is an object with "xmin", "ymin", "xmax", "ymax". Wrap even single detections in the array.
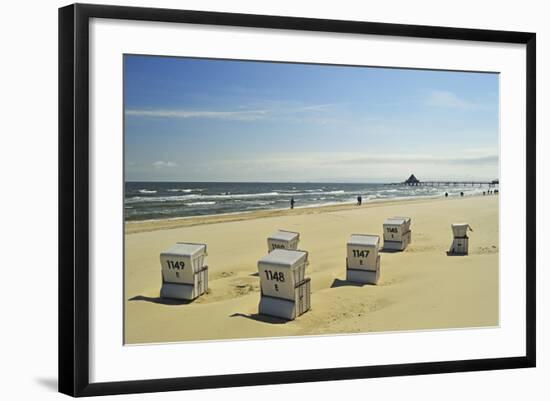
[{"xmin": 124, "ymin": 195, "xmax": 499, "ymax": 344}]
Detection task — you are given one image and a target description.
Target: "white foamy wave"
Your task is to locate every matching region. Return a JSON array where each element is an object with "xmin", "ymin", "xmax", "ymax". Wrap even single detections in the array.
[
  {"xmin": 167, "ymin": 188, "xmax": 203, "ymax": 193},
  {"xmin": 278, "ymin": 188, "xmax": 327, "ymax": 194},
  {"xmin": 126, "ymin": 192, "xmax": 280, "ymax": 204},
  {"xmin": 138, "ymin": 189, "xmax": 157, "ymax": 194},
  {"xmin": 274, "ymin": 189, "xmax": 345, "ymax": 196},
  {"xmin": 126, "ymin": 194, "xmax": 202, "ymax": 203},
  {"xmin": 253, "ymin": 201, "xmax": 277, "ymax": 206},
  {"xmin": 206, "ymin": 191, "xmax": 281, "ymax": 199},
  {"xmin": 185, "ymin": 201, "xmax": 216, "ymax": 206},
  {"xmin": 126, "ymin": 189, "xmax": 351, "ymax": 204},
  {"xmin": 296, "ymin": 200, "xmax": 354, "ymax": 209}
]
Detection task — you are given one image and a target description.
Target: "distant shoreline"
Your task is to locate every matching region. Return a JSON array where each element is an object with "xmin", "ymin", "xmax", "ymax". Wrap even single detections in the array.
[
  {"xmin": 125, "ymin": 192, "xmax": 493, "ymax": 234},
  {"xmin": 125, "ymin": 181, "xmax": 498, "ymax": 224}
]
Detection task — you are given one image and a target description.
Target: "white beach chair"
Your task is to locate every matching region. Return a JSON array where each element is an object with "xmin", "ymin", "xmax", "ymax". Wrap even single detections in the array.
[
  {"xmin": 159, "ymin": 242, "xmax": 208, "ymax": 300},
  {"xmin": 258, "ymin": 249, "xmax": 310, "ymax": 320},
  {"xmin": 346, "ymin": 234, "xmax": 381, "ymax": 284}
]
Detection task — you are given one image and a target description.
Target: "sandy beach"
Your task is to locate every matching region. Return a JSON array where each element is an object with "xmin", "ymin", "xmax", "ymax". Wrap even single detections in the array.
[{"xmin": 124, "ymin": 195, "xmax": 499, "ymax": 344}]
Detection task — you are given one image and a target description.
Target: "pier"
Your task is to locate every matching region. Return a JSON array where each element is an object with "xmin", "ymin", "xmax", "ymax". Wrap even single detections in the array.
[{"xmin": 395, "ymin": 174, "xmax": 499, "ymax": 187}]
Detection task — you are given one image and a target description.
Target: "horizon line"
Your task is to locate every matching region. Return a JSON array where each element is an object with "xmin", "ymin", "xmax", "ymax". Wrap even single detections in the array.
[{"xmin": 125, "ymin": 179, "xmax": 499, "ymax": 184}]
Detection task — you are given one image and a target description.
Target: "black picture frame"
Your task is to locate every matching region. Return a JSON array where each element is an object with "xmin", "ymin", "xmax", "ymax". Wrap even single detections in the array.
[{"xmin": 59, "ymin": 3, "xmax": 536, "ymax": 397}]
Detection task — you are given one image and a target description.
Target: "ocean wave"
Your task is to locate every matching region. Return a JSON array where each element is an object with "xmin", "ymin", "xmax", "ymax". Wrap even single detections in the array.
[
  {"xmin": 206, "ymin": 191, "xmax": 281, "ymax": 199},
  {"xmin": 185, "ymin": 201, "xmax": 216, "ymax": 206},
  {"xmin": 207, "ymin": 190, "xmax": 349, "ymax": 199},
  {"xmin": 125, "ymin": 186, "xmax": 490, "ymax": 209},
  {"xmin": 167, "ymin": 188, "xmax": 203, "ymax": 193},
  {"xmin": 126, "ymin": 194, "xmax": 202, "ymax": 203},
  {"xmin": 277, "ymin": 188, "xmax": 324, "ymax": 193},
  {"xmin": 254, "ymin": 201, "xmax": 277, "ymax": 206},
  {"xmin": 123, "ymin": 182, "xmax": 497, "ymax": 221},
  {"xmin": 125, "ymin": 189, "xmax": 353, "ymax": 204}
]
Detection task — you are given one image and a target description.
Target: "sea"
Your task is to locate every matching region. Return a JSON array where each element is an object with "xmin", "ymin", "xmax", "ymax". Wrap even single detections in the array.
[{"xmin": 124, "ymin": 182, "xmax": 496, "ymax": 222}]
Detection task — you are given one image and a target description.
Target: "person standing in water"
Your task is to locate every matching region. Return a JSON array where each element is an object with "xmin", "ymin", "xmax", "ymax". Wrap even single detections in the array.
[
  {"xmin": 290, "ymin": 197, "xmax": 295, "ymax": 209},
  {"xmin": 357, "ymin": 195, "xmax": 362, "ymax": 206}
]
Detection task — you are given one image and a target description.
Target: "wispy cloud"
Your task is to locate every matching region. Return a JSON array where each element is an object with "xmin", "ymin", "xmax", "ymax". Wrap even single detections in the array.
[
  {"xmin": 463, "ymin": 147, "xmax": 500, "ymax": 155},
  {"xmin": 126, "ymin": 109, "xmax": 268, "ymax": 121},
  {"xmin": 425, "ymin": 90, "xmax": 491, "ymax": 111},
  {"xmin": 213, "ymin": 152, "xmax": 498, "ymax": 169},
  {"xmin": 336, "ymin": 154, "xmax": 498, "ymax": 166},
  {"xmin": 125, "ymin": 102, "xmax": 341, "ymax": 123},
  {"xmin": 295, "ymin": 103, "xmax": 337, "ymax": 112},
  {"xmin": 152, "ymin": 160, "xmax": 178, "ymax": 169},
  {"xmin": 201, "ymin": 152, "xmax": 498, "ymax": 182}
]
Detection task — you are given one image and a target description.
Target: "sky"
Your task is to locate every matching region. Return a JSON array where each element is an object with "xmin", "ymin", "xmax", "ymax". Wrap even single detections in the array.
[{"xmin": 124, "ymin": 55, "xmax": 499, "ymax": 183}]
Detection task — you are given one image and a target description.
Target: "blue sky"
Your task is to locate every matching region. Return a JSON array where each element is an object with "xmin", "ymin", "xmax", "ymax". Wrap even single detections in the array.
[{"xmin": 124, "ymin": 55, "xmax": 499, "ymax": 182}]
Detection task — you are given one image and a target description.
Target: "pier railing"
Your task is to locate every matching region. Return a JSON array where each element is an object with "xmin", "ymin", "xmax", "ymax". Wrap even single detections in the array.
[{"xmin": 394, "ymin": 181, "xmax": 498, "ymax": 187}]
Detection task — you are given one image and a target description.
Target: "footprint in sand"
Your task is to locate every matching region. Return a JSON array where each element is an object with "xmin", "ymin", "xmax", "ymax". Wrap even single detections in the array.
[
  {"xmin": 196, "ymin": 276, "xmax": 260, "ymax": 304},
  {"xmin": 210, "ymin": 271, "xmax": 235, "ymax": 280},
  {"xmin": 406, "ymin": 245, "xmax": 438, "ymax": 252},
  {"xmin": 476, "ymin": 245, "xmax": 499, "ymax": 254},
  {"xmin": 233, "ymin": 283, "xmax": 260, "ymax": 296},
  {"xmin": 377, "ymin": 277, "xmax": 402, "ymax": 286}
]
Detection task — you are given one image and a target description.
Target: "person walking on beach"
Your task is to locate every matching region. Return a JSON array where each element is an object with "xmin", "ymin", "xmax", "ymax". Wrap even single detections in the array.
[
  {"xmin": 290, "ymin": 197, "xmax": 295, "ymax": 209},
  {"xmin": 460, "ymin": 191, "xmax": 464, "ymax": 197},
  {"xmin": 445, "ymin": 192, "xmax": 448, "ymax": 198},
  {"xmin": 357, "ymin": 195, "xmax": 362, "ymax": 206}
]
